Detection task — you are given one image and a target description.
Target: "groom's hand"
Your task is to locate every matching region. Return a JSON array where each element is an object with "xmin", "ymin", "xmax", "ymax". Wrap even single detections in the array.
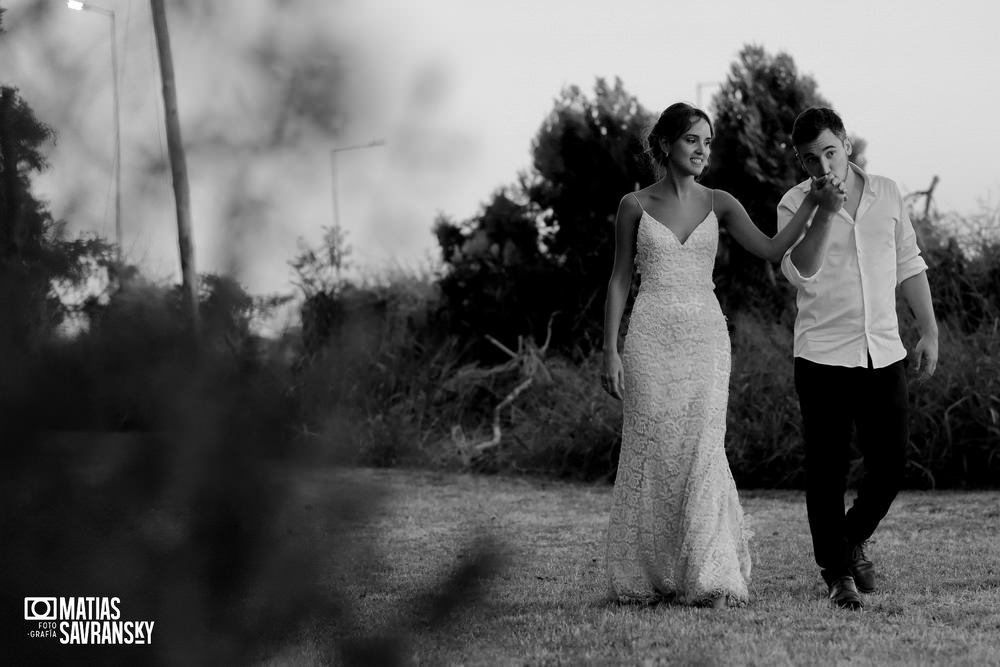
[{"xmin": 912, "ymin": 334, "xmax": 939, "ymax": 382}]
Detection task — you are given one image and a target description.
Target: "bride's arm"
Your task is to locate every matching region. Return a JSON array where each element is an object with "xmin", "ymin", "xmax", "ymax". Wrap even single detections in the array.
[
  {"xmin": 601, "ymin": 194, "xmax": 641, "ymax": 400},
  {"xmin": 715, "ymin": 183, "xmax": 841, "ymax": 262}
]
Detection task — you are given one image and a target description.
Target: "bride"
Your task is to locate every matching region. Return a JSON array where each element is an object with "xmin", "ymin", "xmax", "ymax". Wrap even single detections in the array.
[{"xmin": 601, "ymin": 102, "xmax": 843, "ymax": 607}]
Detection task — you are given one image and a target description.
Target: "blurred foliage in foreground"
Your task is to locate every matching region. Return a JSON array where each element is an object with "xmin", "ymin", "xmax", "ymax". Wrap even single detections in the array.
[
  {"xmin": 0, "ymin": 33, "xmax": 500, "ymax": 662},
  {"xmin": 0, "ymin": 265, "xmax": 502, "ymax": 665}
]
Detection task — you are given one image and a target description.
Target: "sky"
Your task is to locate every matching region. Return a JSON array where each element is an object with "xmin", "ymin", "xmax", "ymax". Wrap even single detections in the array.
[{"xmin": 2, "ymin": 0, "xmax": 998, "ymax": 306}]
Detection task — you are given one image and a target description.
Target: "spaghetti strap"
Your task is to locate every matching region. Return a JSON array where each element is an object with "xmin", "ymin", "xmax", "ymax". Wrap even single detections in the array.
[
  {"xmin": 630, "ymin": 192, "xmax": 645, "ymax": 212},
  {"xmin": 711, "ymin": 189, "xmax": 715, "ymax": 214}
]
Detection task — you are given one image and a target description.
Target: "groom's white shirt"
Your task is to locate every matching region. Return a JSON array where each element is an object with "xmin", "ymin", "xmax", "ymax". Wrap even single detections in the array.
[{"xmin": 776, "ymin": 163, "xmax": 928, "ymax": 369}]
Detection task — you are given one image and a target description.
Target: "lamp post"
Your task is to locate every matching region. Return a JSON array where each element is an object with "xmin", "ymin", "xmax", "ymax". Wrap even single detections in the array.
[
  {"xmin": 67, "ymin": 0, "xmax": 122, "ymax": 262},
  {"xmin": 696, "ymin": 81, "xmax": 722, "ymax": 110},
  {"xmin": 329, "ymin": 139, "xmax": 385, "ymax": 281},
  {"xmin": 330, "ymin": 138, "xmax": 386, "ymax": 232}
]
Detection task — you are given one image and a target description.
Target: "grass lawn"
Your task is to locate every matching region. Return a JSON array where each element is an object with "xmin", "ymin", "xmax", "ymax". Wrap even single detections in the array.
[{"xmin": 280, "ymin": 468, "xmax": 1000, "ymax": 666}]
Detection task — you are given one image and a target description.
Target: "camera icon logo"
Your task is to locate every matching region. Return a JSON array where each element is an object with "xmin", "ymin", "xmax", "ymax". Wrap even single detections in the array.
[{"xmin": 24, "ymin": 597, "xmax": 57, "ymax": 621}]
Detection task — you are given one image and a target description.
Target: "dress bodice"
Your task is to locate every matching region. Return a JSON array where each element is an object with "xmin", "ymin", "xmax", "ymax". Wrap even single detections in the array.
[{"xmin": 635, "ymin": 210, "xmax": 719, "ymax": 307}]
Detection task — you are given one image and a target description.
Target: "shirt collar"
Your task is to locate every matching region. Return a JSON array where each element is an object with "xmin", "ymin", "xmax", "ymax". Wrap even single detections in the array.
[{"xmin": 848, "ymin": 162, "xmax": 873, "ymax": 198}]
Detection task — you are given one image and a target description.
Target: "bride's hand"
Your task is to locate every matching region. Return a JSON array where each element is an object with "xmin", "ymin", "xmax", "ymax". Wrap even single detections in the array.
[
  {"xmin": 809, "ymin": 174, "xmax": 847, "ymax": 212},
  {"xmin": 601, "ymin": 352, "xmax": 625, "ymax": 400}
]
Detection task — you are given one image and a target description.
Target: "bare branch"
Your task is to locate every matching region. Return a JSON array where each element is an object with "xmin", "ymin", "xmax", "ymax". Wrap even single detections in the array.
[
  {"xmin": 541, "ymin": 311, "xmax": 561, "ymax": 353},
  {"xmin": 484, "ymin": 334, "xmax": 518, "ymax": 359},
  {"xmin": 454, "ymin": 313, "xmax": 560, "ymax": 457},
  {"xmin": 474, "ymin": 377, "xmax": 535, "ymax": 453}
]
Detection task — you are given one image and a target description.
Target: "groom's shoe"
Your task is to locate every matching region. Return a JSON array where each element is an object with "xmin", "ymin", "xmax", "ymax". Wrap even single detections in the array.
[
  {"xmin": 849, "ymin": 542, "xmax": 876, "ymax": 593},
  {"xmin": 827, "ymin": 575, "xmax": 864, "ymax": 611}
]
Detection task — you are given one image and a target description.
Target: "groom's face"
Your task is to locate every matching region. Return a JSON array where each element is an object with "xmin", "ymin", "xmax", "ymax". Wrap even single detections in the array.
[{"xmin": 795, "ymin": 129, "xmax": 852, "ymax": 183}]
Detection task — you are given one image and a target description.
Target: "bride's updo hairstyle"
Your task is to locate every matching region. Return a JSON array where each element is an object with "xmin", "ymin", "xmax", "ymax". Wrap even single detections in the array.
[{"xmin": 644, "ymin": 102, "xmax": 713, "ymax": 178}]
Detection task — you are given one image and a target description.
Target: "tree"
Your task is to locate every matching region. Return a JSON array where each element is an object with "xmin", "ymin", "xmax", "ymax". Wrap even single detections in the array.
[
  {"xmin": 434, "ymin": 187, "xmax": 554, "ymax": 359},
  {"xmin": 706, "ymin": 45, "xmax": 865, "ymax": 315},
  {"xmin": 708, "ymin": 46, "xmax": 830, "ymax": 236},
  {"xmin": 0, "ymin": 86, "xmax": 52, "ymax": 260},
  {"xmin": 526, "ymin": 78, "xmax": 654, "ymax": 353},
  {"xmin": 435, "ymin": 78, "xmax": 654, "ymax": 359},
  {"xmin": 1, "ymin": 9, "xmax": 115, "ymax": 348},
  {"xmin": 0, "ymin": 8, "xmax": 43, "ymax": 258}
]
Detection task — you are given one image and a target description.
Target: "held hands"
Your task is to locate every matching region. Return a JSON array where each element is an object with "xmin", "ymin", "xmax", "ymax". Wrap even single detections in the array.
[
  {"xmin": 601, "ymin": 351, "xmax": 625, "ymax": 400},
  {"xmin": 808, "ymin": 174, "xmax": 848, "ymax": 212}
]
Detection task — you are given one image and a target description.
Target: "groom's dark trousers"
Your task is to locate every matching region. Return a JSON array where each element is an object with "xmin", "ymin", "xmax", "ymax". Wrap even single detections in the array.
[{"xmin": 794, "ymin": 356, "xmax": 909, "ymax": 583}]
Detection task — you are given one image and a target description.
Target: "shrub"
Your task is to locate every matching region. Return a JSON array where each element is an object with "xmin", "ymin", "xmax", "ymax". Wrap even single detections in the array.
[
  {"xmin": 0, "ymin": 276, "xmax": 340, "ymax": 664},
  {"xmin": 726, "ymin": 311, "xmax": 804, "ymax": 488},
  {"xmin": 443, "ymin": 352, "xmax": 623, "ymax": 482},
  {"xmin": 901, "ymin": 312, "xmax": 1000, "ymax": 489}
]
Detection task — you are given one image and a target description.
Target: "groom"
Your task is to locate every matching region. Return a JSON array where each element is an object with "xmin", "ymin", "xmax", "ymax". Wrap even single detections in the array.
[{"xmin": 776, "ymin": 107, "xmax": 939, "ymax": 610}]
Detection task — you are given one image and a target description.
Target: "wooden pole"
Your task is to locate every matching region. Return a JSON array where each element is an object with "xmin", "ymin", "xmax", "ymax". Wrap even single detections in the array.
[
  {"xmin": 150, "ymin": 0, "xmax": 199, "ymax": 337},
  {"xmin": 108, "ymin": 9, "xmax": 122, "ymax": 264}
]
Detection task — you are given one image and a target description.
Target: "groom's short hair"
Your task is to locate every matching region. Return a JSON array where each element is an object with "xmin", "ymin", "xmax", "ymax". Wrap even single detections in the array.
[{"xmin": 792, "ymin": 107, "xmax": 848, "ymax": 146}]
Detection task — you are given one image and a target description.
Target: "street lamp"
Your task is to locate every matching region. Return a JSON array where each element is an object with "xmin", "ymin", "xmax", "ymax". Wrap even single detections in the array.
[
  {"xmin": 696, "ymin": 81, "xmax": 722, "ymax": 110},
  {"xmin": 328, "ymin": 139, "xmax": 385, "ymax": 283},
  {"xmin": 67, "ymin": 0, "xmax": 122, "ymax": 262},
  {"xmin": 330, "ymin": 138, "xmax": 386, "ymax": 232}
]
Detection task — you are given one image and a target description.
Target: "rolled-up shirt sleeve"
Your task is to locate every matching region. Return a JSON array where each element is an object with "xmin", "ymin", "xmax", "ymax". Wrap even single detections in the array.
[
  {"xmin": 777, "ymin": 192, "xmax": 815, "ymax": 288},
  {"xmin": 893, "ymin": 182, "xmax": 928, "ymax": 285}
]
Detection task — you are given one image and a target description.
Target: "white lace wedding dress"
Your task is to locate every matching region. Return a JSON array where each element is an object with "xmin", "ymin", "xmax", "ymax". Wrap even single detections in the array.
[{"xmin": 605, "ymin": 195, "xmax": 752, "ymax": 605}]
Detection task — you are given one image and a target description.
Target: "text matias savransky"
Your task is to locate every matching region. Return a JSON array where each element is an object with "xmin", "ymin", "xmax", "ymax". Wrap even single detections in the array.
[{"xmin": 24, "ymin": 596, "xmax": 155, "ymax": 645}]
